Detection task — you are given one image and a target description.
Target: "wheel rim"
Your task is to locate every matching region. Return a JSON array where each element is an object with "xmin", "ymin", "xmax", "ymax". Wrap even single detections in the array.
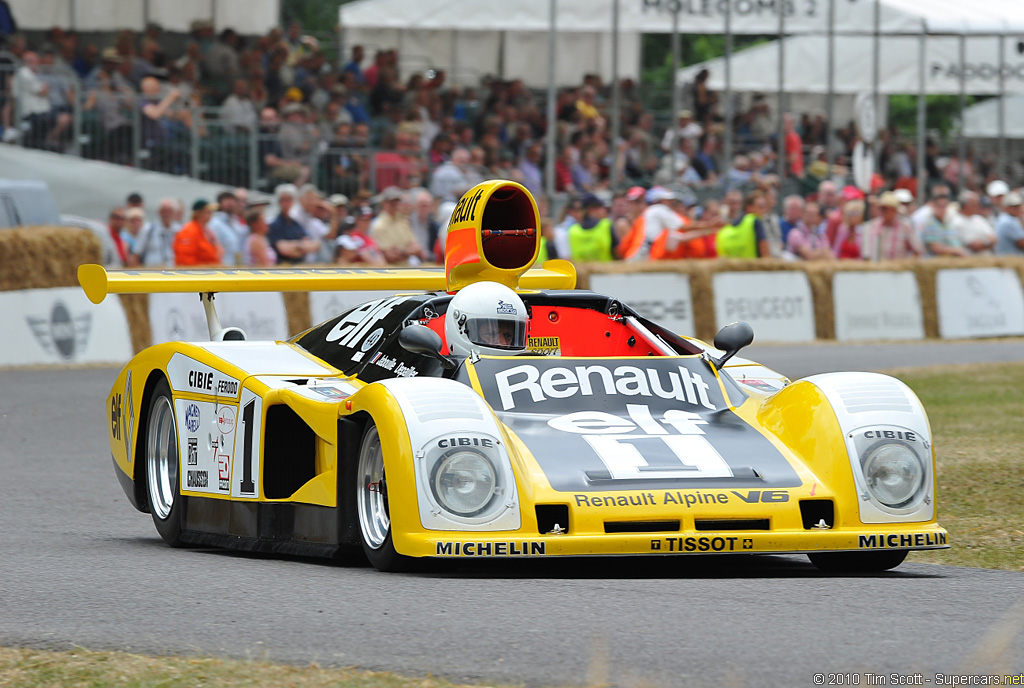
[
  {"xmin": 357, "ymin": 426, "xmax": 390, "ymax": 549},
  {"xmin": 147, "ymin": 396, "xmax": 178, "ymax": 521}
]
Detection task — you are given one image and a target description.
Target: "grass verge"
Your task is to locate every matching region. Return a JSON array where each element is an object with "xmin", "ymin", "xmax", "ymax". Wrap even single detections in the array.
[
  {"xmin": 0, "ymin": 646, "xmax": 520, "ymax": 688},
  {"xmin": 895, "ymin": 362, "xmax": 1024, "ymax": 571}
]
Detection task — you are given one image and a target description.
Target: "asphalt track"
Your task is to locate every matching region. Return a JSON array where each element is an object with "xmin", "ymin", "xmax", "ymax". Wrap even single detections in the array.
[{"xmin": 2, "ymin": 341, "xmax": 1023, "ymax": 687}]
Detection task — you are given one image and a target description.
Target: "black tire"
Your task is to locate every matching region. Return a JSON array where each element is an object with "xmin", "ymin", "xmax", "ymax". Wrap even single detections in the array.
[
  {"xmin": 807, "ymin": 550, "xmax": 908, "ymax": 573},
  {"xmin": 355, "ymin": 421, "xmax": 417, "ymax": 572},
  {"xmin": 144, "ymin": 378, "xmax": 185, "ymax": 546}
]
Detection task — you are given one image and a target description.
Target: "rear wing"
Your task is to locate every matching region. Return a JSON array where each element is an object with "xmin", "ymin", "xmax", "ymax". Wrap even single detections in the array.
[{"xmin": 78, "ymin": 262, "xmax": 577, "ymax": 305}]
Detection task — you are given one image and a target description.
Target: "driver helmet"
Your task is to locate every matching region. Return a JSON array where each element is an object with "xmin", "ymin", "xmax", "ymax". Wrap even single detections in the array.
[{"xmin": 445, "ymin": 281, "xmax": 529, "ymax": 357}]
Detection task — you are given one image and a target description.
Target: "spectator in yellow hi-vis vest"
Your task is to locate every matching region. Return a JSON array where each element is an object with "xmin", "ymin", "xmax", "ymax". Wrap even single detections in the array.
[
  {"xmin": 715, "ymin": 189, "xmax": 770, "ymax": 258},
  {"xmin": 569, "ymin": 194, "xmax": 617, "ymax": 263}
]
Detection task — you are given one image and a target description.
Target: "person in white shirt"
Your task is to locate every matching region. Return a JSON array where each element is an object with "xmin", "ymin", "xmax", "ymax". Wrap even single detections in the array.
[
  {"xmin": 128, "ymin": 200, "xmax": 181, "ymax": 266},
  {"xmin": 630, "ymin": 186, "xmax": 685, "ymax": 261},
  {"xmin": 290, "ymin": 184, "xmax": 334, "ymax": 263},
  {"xmin": 952, "ymin": 190, "xmax": 996, "ymax": 255}
]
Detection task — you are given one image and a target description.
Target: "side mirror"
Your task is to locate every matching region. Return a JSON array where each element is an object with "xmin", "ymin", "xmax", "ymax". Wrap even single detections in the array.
[
  {"xmin": 712, "ymin": 321, "xmax": 754, "ymax": 368},
  {"xmin": 398, "ymin": 324, "xmax": 456, "ymax": 370}
]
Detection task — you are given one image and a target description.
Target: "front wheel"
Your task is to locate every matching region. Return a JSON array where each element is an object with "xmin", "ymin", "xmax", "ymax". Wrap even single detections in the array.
[
  {"xmin": 807, "ymin": 550, "xmax": 908, "ymax": 573},
  {"xmin": 356, "ymin": 422, "xmax": 416, "ymax": 572},
  {"xmin": 145, "ymin": 378, "xmax": 185, "ymax": 546}
]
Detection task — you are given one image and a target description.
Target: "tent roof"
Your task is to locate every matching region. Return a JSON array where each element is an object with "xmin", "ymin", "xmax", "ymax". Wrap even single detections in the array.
[
  {"xmin": 339, "ymin": 0, "xmax": 1024, "ymax": 36},
  {"xmin": 963, "ymin": 95, "xmax": 1024, "ymax": 138},
  {"xmin": 676, "ymin": 34, "xmax": 1024, "ymax": 96}
]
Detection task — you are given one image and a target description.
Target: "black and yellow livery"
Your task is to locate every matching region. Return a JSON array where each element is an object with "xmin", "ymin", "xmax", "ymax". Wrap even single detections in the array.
[{"xmin": 81, "ymin": 180, "xmax": 947, "ymax": 572}]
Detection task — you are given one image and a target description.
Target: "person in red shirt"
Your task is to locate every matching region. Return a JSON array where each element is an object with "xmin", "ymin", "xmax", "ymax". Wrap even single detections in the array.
[
  {"xmin": 783, "ymin": 113, "xmax": 804, "ymax": 178},
  {"xmin": 173, "ymin": 199, "xmax": 224, "ymax": 266}
]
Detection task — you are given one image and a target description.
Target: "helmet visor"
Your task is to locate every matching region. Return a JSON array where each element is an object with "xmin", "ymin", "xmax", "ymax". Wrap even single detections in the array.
[{"xmin": 466, "ymin": 318, "xmax": 527, "ymax": 350}]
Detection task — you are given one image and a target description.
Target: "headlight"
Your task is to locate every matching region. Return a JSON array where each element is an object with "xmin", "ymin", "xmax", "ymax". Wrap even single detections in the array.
[
  {"xmin": 432, "ymin": 450, "xmax": 497, "ymax": 516},
  {"xmin": 862, "ymin": 443, "xmax": 923, "ymax": 508}
]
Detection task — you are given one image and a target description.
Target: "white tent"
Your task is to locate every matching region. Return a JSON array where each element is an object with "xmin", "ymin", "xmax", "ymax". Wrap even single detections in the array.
[
  {"xmin": 339, "ymin": 0, "xmax": 1024, "ymax": 88},
  {"xmin": 676, "ymin": 34, "xmax": 1024, "ymax": 96},
  {"xmin": 963, "ymin": 96, "xmax": 1024, "ymax": 138},
  {"xmin": 9, "ymin": 0, "xmax": 281, "ymax": 36}
]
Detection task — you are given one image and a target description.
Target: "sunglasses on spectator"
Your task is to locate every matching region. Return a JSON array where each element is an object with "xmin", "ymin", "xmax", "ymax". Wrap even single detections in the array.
[
  {"xmin": 933, "ymin": 194, "xmax": 950, "ymax": 200},
  {"xmin": 111, "ymin": 214, "xmax": 126, "ymax": 220}
]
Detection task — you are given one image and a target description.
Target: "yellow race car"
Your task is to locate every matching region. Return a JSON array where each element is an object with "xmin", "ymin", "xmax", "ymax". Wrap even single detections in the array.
[{"xmin": 80, "ymin": 180, "xmax": 947, "ymax": 572}]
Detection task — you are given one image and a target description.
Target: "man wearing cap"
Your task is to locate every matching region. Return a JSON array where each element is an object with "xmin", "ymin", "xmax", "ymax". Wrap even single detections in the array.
[
  {"xmin": 952, "ymin": 191, "xmax": 996, "ymax": 255},
  {"xmin": 995, "ymin": 192, "xmax": 1024, "ymax": 256},
  {"xmin": 336, "ymin": 207, "xmax": 385, "ymax": 265},
  {"xmin": 661, "ymin": 109, "xmax": 703, "ymax": 153},
  {"xmin": 920, "ymin": 187, "xmax": 967, "ymax": 257},
  {"xmin": 207, "ymin": 191, "xmax": 249, "ymax": 265},
  {"xmin": 619, "ymin": 187, "xmax": 686, "ymax": 261},
  {"xmin": 861, "ymin": 191, "xmax": 922, "ymax": 262},
  {"xmin": 173, "ymin": 200, "xmax": 223, "ymax": 266},
  {"xmin": 268, "ymin": 184, "xmax": 320, "ymax": 264},
  {"xmin": 567, "ymin": 195, "xmax": 616, "ymax": 263},
  {"xmin": 986, "ymin": 180, "xmax": 1009, "ymax": 215},
  {"xmin": 370, "ymin": 187, "xmax": 427, "ymax": 265}
]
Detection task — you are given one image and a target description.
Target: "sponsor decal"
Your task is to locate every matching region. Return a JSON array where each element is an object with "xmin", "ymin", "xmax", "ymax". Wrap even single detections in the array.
[
  {"xmin": 187, "ymin": 470, "xmax": 209, "ymax": 488},
  {"xmin": 451, "ymin": 188, "xmax": 484, "ymax": 225},
  {"xmin": 473, "ymin": 357, "xmax": 800, "ymax": 493},
  {"xmin": 736, "ymin": 378, "xmax": 781, "ymax": 393},
  {"xmin": 218, "ymin": 453, "xmax": 230, "ymax": 491},
  {"xmin": 187, "ymin": 437, "xmax": 198, "ymax": 465},
  {"xmin": 325, "ymin": 297, "xmax": 404, "ymax": 348},
  {"xmin": 496, "ymin": 300, "xmax": 518, "ymax": 315},
  {"xmin": 435, "ymin": 541, "xmax": 546, "ymax": 556},
  {"xmin": 862, "ymin": 429, "xmax": 917, "ymax": 442},
  {"xmin": 371, "ymin": 352, "xmax": 418, "ymax": 377},
  {"xmin": 438, "ymin": 436, "xmax": 494, "ymax": 449},
  {"xmin": 111, "ymin": 393, "xmax": 122, "ymax": 440},
  {"xmin": 216, "ymin": 406, "xmax": 236, "ymax": 434},
  {"xmin": 309, "ymin": 386, "xmax": 351, "ymax": 400},
  {"xmin": 360, "ymin": 327, "xmax": 385, "ymax": 352},
  {"xmin": 494, "ymin": 363, "xmax": 716, "ymax": 411},
  {"xmin": 188, "ymin": 369, "xmax": 214, "ymax": 391},
  {"xmin": 25, "ymin": 301, "xmax": 91, "ymax": 360},
  {"xmin": 650, "ymin": 536, "xmax": 744, "ymax": 552},
  {"xmin": 122, "ymin": 372, "xmax": 134, "ymax": 462},
  {"xmin": 184, "ymin": 404, "xmax": 201, "ymax": 433},
  {"xmin": 527, "ymin": 336, "xmax": 560, "ymax": 355},
  {"xmin": 548, "ymin": 405, "xmax": 733, "ymax": 481},
  {"xmin": 574, "ymin": 489, "xmax": 789, "ymax": 508},
  {"xmin": 858, "ymin": 532, "xmax": 947, "ymax": 549},
  {"xmin": 168, "ymin": 355, "xmax": 241, "ymax": 398}
]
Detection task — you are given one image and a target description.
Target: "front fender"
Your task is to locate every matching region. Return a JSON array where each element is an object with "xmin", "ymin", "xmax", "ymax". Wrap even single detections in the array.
[
  {"xmin": 759, "ymin": 372, "xmax": 935, "ymax": 526},
  {"xmin": 346, "ymin": 377, "xmax": 523, "ymax": 555}
]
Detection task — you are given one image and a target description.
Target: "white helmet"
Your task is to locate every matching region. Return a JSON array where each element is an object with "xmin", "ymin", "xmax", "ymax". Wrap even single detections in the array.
[{"xmin": 445, "ymin": 282, "xmax": 529, "ymax": 357}]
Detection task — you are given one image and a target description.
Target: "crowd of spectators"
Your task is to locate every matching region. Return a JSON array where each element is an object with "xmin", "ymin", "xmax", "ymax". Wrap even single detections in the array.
[{"xmin": 3, "ymin": 15, "xmax": 1024, "ymax": 268}]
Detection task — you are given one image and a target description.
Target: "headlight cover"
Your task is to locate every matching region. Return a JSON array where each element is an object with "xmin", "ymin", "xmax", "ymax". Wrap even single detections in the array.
[
  {"xmin": 431, "ymin": 449, "xmax": 497, "ymax": 516},
  {"xmin": 861, "ymin": 441, "xmax": 924, "ymax": 508}
]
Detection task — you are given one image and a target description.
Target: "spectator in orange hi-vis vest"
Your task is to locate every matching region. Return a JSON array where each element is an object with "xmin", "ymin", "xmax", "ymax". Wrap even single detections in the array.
[
  {"xmin": 173, "ymin": 199, "xmax": 224, "ymax": 266},
  {"xmin": 649, "ymin": 189, "xmax": 722, "ymax": 260}
]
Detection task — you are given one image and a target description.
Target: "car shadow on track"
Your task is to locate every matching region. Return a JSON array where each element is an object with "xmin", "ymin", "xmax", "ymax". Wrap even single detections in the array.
[{"xmin": 118, "ymin": 536, "xmax": 942, "ymax": 579}]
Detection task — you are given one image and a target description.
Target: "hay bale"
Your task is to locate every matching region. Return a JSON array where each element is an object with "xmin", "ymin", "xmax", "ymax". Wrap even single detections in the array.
[
  {"xmin": 283, "ymin": 291, "xmax": 310, "ymax": 337},
  {"xmin": 118, "ymin": 294, "xmax": 151, "ymax": 353},
  {"xmin": 0, "ymin": 226, "xmax": 101, "ymax": 292}
]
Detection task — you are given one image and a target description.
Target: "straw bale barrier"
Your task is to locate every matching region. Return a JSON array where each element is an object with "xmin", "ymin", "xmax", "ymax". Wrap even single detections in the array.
[
  {"xmin": 3, "ymin": 226, "xmax": 1022, "ymax": 353},
  {"xmin": 577, "ymin": 256, "xmax": 1024, "ymax": 343}
]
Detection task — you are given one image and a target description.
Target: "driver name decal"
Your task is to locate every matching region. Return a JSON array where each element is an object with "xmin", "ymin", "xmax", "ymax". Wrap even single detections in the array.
[{"xmin": 494, "ymin": 363, "xmax": 716, "ymax": 411}]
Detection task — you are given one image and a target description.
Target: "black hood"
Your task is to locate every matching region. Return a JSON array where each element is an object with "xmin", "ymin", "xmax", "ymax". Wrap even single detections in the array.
[{"xmin": 469, "ymin": 357, "xmax": 800, "ymax": 493}]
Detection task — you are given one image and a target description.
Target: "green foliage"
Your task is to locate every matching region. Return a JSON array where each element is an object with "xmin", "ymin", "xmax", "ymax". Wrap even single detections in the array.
[
  {"xmin": 640, "ymin": 33, "xmax": 771, "ymax": 111},
  {"xmin": 887, "ymin": 94, "xmax": 977, "ymax": 141}
]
